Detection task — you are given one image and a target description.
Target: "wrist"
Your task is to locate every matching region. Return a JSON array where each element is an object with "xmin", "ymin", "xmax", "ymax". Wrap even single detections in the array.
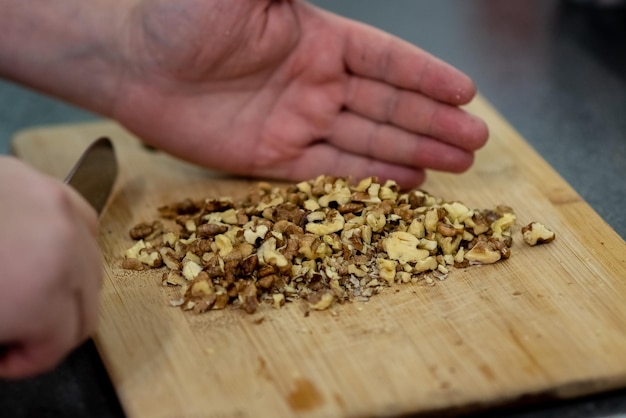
[{"xmin": 0, "ymin": 0, "xmax": 138, "ymax": 116}]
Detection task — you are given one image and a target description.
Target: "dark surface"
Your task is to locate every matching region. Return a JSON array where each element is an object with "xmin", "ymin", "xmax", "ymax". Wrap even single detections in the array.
[
  {"xmin": 0, "ymin": 341, "xmax": 125, "ymax": 418},
  {"xmin": 1, "ymin": 1, "xmax": 625, "ymax": 417}
]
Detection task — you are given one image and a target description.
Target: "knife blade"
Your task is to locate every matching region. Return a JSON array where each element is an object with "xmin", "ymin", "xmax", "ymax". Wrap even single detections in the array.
[{"xmin": 64, "ymin": 137, "xmax": 118, "ymax": 215}]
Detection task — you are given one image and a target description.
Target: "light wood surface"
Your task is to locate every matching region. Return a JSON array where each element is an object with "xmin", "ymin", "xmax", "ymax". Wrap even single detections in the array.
[{"xmin": 12, "ymin": 96, "xmax": 626, "ymax": 417}]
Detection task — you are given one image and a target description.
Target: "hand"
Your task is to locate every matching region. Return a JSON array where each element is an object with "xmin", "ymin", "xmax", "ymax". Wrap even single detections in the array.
[
  {"xmin": 112, "ymin": 0, "xmax": 488, "ymax": 188},
  {"xmin": 0, "ymin": 157, "xmax": 102, "ymax": 379}
]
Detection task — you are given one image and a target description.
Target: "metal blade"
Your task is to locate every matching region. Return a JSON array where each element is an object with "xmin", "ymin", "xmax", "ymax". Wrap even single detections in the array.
[{"xmin": 64, "ymin": 137, "xmax": 118, "ymax": 215}]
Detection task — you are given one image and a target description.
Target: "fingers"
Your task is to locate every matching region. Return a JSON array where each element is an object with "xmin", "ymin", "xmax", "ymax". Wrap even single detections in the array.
[
  {"xmin": 52, "ymin": 188, "xmax": 103, "ymax": 349},
  {"xmin": 345, "ymin": 75, "xmax": 489, "ymax": 151},
  {"xmin": 72, "ymin": 221, "xmax": 103, "ymax": 341},
  {"xmin": 0, "ymin": 261, "xmax": 100, "ymax": 379},
  {"xmin": 62, "ymin": 181, "xmax": 100, "ymax": 237},
  {"xmin": 305, "ymin": 8, "xmax": 488, "ymax": 182},
  {"xmin": 328, "ymin": 111, "xmax": 477, "ymax": 173},
  {"xmin": 0, "ymin": 161, "xmax": 103, "ymax": 379},
  {"xmin": 0, "ymin": 223, "xmax": 101, "ymax": 380},
  {"xmin": 40, "ymin": 179, "xmax": 103, "ymax": 340},
  {"xmin": 0, "ymin": 298, "xmax": 81, "ymax": 379},
  {"xmin": 340, "ymin": 16, "xmax": 476, "ymax": 105},
  {"xmin": 48, "ymin": 179, "xmax": 104, "ymax": 335}
]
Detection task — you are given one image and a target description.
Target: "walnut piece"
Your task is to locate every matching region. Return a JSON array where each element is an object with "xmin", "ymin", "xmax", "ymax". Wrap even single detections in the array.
[{"xmin": 522, "ymin": 222, "xmax": 556, "ymax": 246}]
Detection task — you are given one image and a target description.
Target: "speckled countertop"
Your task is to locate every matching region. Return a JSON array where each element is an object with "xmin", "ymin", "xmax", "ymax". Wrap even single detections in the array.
[{"xmin": 1, "ymin": 1, "xmax": 625, "ymax": 417}]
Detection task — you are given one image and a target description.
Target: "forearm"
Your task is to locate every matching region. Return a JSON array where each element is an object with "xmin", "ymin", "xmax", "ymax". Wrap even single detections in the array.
[{"xmin": 0, "ymin": 0, "xmax": 136, "ymax": 116}]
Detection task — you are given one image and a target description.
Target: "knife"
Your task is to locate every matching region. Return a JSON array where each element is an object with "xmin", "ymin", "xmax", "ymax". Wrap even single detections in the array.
[
  {"xmin": 0, "ymin": 137, "xmax": 118, "ymax": 363},
  {"xmin": 64, "ymin": 136, "xmax": 118, "ymax": 215}
]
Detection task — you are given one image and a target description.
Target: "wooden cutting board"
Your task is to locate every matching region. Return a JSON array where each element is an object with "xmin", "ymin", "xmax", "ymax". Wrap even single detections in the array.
[{"xmin": 12, "ymin": 96, "xmax": 626, "ymax": 418}]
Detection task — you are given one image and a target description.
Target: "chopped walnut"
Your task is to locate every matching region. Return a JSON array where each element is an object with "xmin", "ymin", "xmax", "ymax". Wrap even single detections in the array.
[
  {"xmin": 273, "ymin": 293, "xmax": 286, "ymax": 309},
  {"xmin": 122, "ymin": 258, "xmax": 145, "ymax": 271},
  {"xmin": 522, "ymin": 222, "xmax": 556, "ymax": 246},
  {"xmin": 129, "ymin": 221, "xmax": 163, "ymax": 240},
  {"xmin": 308, "ymin": 290, "xmax": 335, "ymax": 311},
  {"xmin": 123, "ymin": 176, "xmax": 554, "ymax": 314},
  {"xmin": 464, "ymin": 241, "xmax": 501, "ymax": 264},
  {"xmin": 383, "ymin": 232, "xmax": 429, "ymax": 264}
]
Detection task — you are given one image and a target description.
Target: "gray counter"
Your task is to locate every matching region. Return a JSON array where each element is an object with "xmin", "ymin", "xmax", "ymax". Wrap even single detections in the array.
[{"xmin": 1, "ymin": 0, "xmax": 625, "ymax": 417}]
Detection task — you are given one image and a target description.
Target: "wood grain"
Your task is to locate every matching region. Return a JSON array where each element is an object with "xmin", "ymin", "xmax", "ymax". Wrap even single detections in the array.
[{"xmin": 12, "ymin": 96, "xmax": 626, "ymax": 418}]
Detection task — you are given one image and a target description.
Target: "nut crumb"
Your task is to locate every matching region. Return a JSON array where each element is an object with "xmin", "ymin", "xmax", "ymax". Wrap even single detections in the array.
[
  {"xmin": 250, "ymin": 313, "xmax": 265, "ymax": 324},
  {"xmin": 122, "ymin": 258, "xmax": 145, "ymax": 271}
]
